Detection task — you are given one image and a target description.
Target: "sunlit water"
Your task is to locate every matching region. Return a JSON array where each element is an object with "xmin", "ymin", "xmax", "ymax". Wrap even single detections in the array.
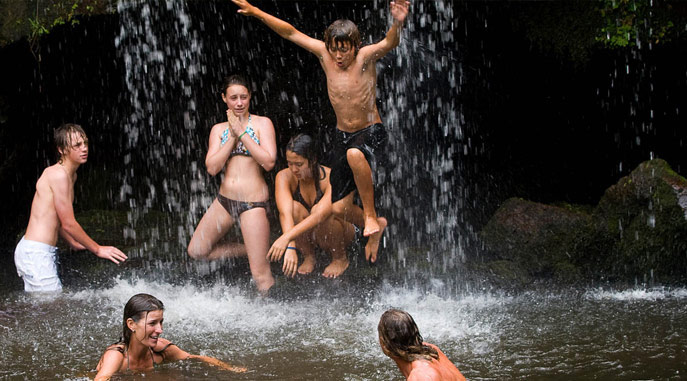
[{"xmin": 1, "ymin": 276, "xmax": 685, "ymax": 380}]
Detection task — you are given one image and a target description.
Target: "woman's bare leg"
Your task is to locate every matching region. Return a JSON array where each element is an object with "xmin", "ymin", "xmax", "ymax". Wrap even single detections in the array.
[
  {"xmin": 316, "ymin": 216, "xmax": 355, "ymax": 278},
  {"xmin": 291, "ymin": 201, "xmax": 317, "ymax": 274},
  {"xmin": 188, "ymin": 200, "xmax": 245, "ymax": 260},
  {"xmin": 239, "ymin": 207, "xmax": 274, "ymax": 294}
]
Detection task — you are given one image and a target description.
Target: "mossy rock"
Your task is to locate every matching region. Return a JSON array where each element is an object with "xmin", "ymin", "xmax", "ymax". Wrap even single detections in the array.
[
  {"xmin": 480, "ymin": 197, "xmax": 592, "ymax": 282},
  {"xmin": 594, "ymin": 159, "xmax": 687, "ymax": 282}
]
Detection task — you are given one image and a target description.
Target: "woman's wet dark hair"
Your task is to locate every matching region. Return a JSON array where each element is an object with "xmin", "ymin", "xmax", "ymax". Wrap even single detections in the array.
[
  {"xmin": 323, "ymin": 19, "xmax": 361, "ymax": 53},
  {"xmin": 286, "ymin": 134, "xmax": 324, "ymax": 186},
  {"xmin": 120, "ymin": 294, "xmax": 164, "ymax": 346},
  {"xmin": 221, "ymin": 74, "xmax": 252, "ymax": 95},
  {"xmin": 378, "ymin": 309, "xmax": 439, "ymax": 362}
]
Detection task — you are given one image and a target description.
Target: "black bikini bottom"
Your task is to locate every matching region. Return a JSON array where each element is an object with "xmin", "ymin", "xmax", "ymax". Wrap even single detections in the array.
[{"xmin": 217, "ymin": 194, "xmax": 268, "ymax": 220}]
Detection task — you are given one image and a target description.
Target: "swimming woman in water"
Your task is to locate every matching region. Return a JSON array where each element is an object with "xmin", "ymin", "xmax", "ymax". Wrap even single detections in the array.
[
  {"xmin": 94, "ymin": 293, "xmax": 245, "ymax": 380},
  {"xmin": 378, "ymin": 309, "xmax": 466, "ymax": 381},
  {"xmin": 187, "ymin": 74, "xmax": 276, "ymax": 293},
  {"xmin": 268, "ymin": 134, "xmax": 355, "ymax": 278}
]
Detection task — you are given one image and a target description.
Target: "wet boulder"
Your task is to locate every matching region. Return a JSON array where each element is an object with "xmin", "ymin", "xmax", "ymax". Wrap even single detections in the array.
[
  {"xmin": 479, "ymin": 159, "xmax": 687, "ymax": 286},
  {"xmin": 479, "ymin": 197, "xmax": 592, "ymax": 284},
  {"xmin": 593, "ymin": 159, "xmax": 687, "ymax": 282}
]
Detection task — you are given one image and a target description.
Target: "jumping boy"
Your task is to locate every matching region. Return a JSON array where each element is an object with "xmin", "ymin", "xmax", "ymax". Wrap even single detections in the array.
[
  {"xmin": 14, "ymin": 123, "xmax": 127, "ymax": 292},
  {"xmin": 231, "ymin": 0, "xmax": 410, "ymax": 262}
]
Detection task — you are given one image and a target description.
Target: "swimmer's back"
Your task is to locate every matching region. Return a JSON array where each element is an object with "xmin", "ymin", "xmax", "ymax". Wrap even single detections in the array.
[{"xmin": 408, "ymin": 343, "xmax": 466, "ymax": 381}]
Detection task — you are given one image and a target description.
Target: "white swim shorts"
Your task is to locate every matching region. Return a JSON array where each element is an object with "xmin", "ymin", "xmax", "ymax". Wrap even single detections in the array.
[{"xmin": 14, "ymin": 236, "xmax": 62, "ymax": 292}]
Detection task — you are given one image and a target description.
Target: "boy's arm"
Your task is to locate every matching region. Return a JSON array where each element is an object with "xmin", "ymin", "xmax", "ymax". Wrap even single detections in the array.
[
  {"xmin": 359, "ymin": 0, "xmax": 410, "ymax": 62},
  {"xmin": 51, "ymin": 170, "xmax": 127, "ymax": 264},
  {"xmin": 231, "ymin": 0, "xmax": 327, "ymax": 56},
  {"xmin": 59, "ymin": 227, "xmax": 86, "ymax": 250}
]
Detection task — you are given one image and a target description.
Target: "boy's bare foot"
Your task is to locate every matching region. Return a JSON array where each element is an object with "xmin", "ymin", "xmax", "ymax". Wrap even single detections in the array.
[
  {"xmin": 365, "ymin": 217, "xmax": 387, "ymax": 263},
  {"xmin": 322, "ymin": 258, "xmax": 349, "ymax": 278},
  {"xmin": 363, "ymin": 215, "xmax": 380, "ymax": 237},
  {"xmin": 298, "ymin": 255, "xmax": 316, "ymax": 274}
]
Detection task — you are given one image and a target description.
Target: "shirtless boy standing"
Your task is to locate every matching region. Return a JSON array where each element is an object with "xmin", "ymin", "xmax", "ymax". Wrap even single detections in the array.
[
  {"xmin": 14, "ymin": 123, "xmax": 127, "ymax": 292},
  {"xmin": 232, "ymin": 0, "xmax": 410, "ymax": 262}
]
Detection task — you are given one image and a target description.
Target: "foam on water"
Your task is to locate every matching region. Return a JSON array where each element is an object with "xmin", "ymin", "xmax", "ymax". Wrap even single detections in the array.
[
  {"xmin": 584, "ymin": 286, "xmax": 687, "ymax": 301},
  {"xmin": 63, "ymin": 277, "xmax": 505, "ymax": 360}
]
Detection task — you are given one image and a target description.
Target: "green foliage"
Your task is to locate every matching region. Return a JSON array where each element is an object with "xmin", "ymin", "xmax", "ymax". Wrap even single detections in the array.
[
  {"xmin": 597, "ymin": 0, "xmax": 676, "ymax": 48},
  {"xmin": 0, "ymin": 0, "xmax": 112, "ymax": 53}
]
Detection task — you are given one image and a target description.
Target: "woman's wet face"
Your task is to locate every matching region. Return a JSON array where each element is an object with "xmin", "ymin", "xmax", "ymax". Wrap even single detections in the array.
[
  {"xmin": 223, "ymin": 84, "xmax": 251, "ymax": 116},
  {"xmin": 130, "ymin": 309, "xmax": 164, "ymax": 348},
  {"xmin": 286, "ymin": 151, "xmax": 310, "ymax": 180}
]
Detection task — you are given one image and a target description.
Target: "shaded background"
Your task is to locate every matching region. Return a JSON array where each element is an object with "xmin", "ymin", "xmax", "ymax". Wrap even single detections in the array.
[{"xmin": 1, "ymin": 0, "xmax": 687, "ymax": 280}]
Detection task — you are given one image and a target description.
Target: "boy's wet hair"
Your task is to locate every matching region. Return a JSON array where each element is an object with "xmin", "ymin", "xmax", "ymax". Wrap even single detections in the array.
[
  {"xmin": 221, "ymin": 74, "xmax": 252, "ymax": 95},
  {"xmin": 119, "ymin": 293, "xmax": 165, "ymax": 346},
  {"xmin": 324, "ymin": 19, "xmax": 361, "ymax": 53},
  {"xmin": 54, "ymin": 123, "xmax": 87, "ymax": 160},
  {"xmin": 378, "ymin": 309, "xmax": 439, "ymax": 362}
]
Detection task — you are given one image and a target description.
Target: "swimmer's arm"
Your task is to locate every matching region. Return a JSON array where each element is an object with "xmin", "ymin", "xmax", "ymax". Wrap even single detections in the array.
[
  {"xmin": 231, "ymin": 0, "xmax": 327, "ymax": 57},
  {"xmin": 59, "ymin": 227, "xmax": 86, "ymax": 250},
  {"xmin": 360, "ymin": 0, "xmax": 410, "ymax": 62},
  {"xmin": 238, "ymin": 117, "xmax": 277, "ymax": 171},
  {"xmin": 160, "ymin": 341, "xmax": 247, "ymax": 373},
  {"xmin": 205, "ymin": 122, "xmax": 236, "ymax": 176},
  {"xmin": 93, "ymin": 349, "xmax": 124, "ymax": 381},
  {"xmin": 187, "ymin": 355, "xmax": 248, "ymax": 373},
  {"xmin": 51, "ymin": 169, "xmax": 127, "ymax": 264}
]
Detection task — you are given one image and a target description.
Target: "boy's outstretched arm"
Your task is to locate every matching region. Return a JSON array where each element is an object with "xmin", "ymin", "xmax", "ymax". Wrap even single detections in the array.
[
  {"xmin": 231, "ymin": 0, "xmax": 326, "ymax": 56},
  {"xmin": 51, "ymin": 170, "xmax": 127, "ymax": 264},
  {"xmin": 360, "ymin": 0, "xmax": 411, "ymax": 62}
]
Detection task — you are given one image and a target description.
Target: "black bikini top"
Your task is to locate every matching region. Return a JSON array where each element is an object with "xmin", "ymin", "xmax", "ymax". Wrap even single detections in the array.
[{"xmin": 292, "ymin": 166, "xmax": 325, "ymax": 211}]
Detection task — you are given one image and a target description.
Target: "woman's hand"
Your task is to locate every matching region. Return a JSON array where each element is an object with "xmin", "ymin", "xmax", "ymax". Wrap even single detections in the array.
[
  {"xmin": 267, "ymin": 234, "xmax": 291, "ymax": 262},
  {"xmin": 282, "ymin": 248, "xmax": 298, "ymax": 278},
  {"xmin": 226, "ymin": 109, "xmax": 242, "ymax": 137}
]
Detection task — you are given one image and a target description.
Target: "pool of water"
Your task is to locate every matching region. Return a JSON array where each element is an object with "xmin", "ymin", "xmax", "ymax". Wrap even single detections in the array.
[{"xmin": 1, "ymin": 274, "xmax": 685, "ymax": 380}]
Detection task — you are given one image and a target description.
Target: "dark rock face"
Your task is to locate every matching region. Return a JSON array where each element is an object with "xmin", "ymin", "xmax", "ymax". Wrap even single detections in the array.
[
  {"xmin": 594, "ymin": 159, "xmax": 687, "ymax": 282},
  {"xmin": 479, "ymin": 159, "xmax": 687, "ymax": 286}
]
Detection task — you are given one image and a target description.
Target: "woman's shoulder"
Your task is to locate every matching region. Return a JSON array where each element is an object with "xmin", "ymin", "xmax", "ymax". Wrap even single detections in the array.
[
  {"xmin": 276, "ymin": 168, "xmax": 297, "ymax": 188},
  {"xmin": 320, "ymin": 165, "xmax": 332, "ymax": 184},
  {"xmin": 152, "ymin": 337, "xmax": 174, "ymax": 353},
  {"xmin": 96, "ymin": 344, "xmax": 125, "ymax": 372},
  {"xmin": 105, "ymin": 343, "xmax": 126, "ymax": 354},
  {"xmin": 211, "ymin": 121, "xmax": 229, "ymax": 131},
  {"xmin": 251, "ymin": 114, "xmax": 274, "ymax": 128}
]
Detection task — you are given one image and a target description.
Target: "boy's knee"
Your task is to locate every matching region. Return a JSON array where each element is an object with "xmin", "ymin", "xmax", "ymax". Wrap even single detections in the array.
[
  {"xmin": 187, "ymin": 243, "xmax": 206, "ymax": 260},
  {"xmin": 346, "ymin": 148, "xmax": 366, "ymax": 164}
]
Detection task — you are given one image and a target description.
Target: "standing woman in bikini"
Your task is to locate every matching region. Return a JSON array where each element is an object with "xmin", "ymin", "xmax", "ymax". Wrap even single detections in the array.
[
  {"xmin": 268, "ymin": 134, "xmax": 355, "ymax": 278},
  {"xmin": 187, "ymin": 74, "xmax": 276, "ymax": 293},
  {"xmin": 94, "ymin": 294, "xmax": 246, "ymax": 380}
]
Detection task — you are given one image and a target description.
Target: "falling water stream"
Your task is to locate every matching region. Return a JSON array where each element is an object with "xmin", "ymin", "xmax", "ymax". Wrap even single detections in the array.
[{"xmin": 1, "ymin": 0, "xmax": 687, "ymax": 379}]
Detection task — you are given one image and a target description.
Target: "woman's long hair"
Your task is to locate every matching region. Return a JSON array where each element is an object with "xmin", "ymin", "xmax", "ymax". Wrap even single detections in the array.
[
  {"xmin": 119, "ymin": 294, "xmax": 165, "ymax": 347},
  {"xmin": 378, "ymin": 309, "xmax": 439, "ymax": 362},
  {"xmin": 286, "ymin": 134, "xmax": 324, "ymax": 191}
]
